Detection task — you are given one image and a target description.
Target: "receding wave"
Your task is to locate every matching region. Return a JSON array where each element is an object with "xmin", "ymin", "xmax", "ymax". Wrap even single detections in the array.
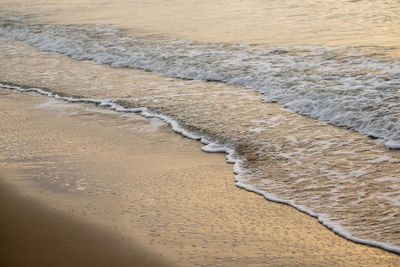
[
  {"xmin": 3, "ymin": 80, "xmax": 400, "ymax": 254},
  {"xmin": 0, "ymin": 15, "xmax": 399, "ymax": 148},
  {"xmin": 1, "ymin": 15, "xmax": 400, "ymax": 254}
]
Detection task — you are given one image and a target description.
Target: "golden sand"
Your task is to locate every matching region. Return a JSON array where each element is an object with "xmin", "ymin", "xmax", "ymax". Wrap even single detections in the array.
[
  {"xmin": 0, "ymin": 174, "xmax": 171, "ymax": 267},
  {"xmin": 1, "ymin": 88, "xmax": 399, "ymax": 266},
  {"xmin": 2, "ymin": 0, "xmax": 400, "ymax": 49}
]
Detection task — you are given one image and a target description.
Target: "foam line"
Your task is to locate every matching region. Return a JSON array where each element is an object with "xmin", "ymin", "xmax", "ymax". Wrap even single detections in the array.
[
  {"xmin": 1, "ymin": 82, "xmax": 399, "ymax": 255},
  {"xmin": 1, "ymin": 16, "xmax": 399, "ymax": 149}
]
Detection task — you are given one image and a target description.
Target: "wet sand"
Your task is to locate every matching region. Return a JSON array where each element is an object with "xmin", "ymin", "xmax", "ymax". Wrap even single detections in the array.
[
  {"xmin": 2, "ymin": 38, "xmax": 400, "ymax": 248},
  {"xmin": 0, "ymin": 176, "xmax": 170, "ymax": 267},
  {"xmin": 2, "ymin": 0, "xmax": 400, "ymax": 49},
  {"xmin": 1, "ymin": 88, "xmax": 400, "ymax": 266}
]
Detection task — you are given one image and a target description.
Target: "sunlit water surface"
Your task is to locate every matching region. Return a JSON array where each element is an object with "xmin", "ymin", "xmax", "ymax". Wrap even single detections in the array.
[{"xmin": 1, "ymin": 0, "xmax": 400, "ymax": 253}]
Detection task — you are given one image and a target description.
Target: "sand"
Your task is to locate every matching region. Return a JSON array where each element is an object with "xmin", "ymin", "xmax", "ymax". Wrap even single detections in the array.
[
  {"xmin": 0, "ymin": 177, "xmax": 171, "ymax": 267},
  {"xmin": 1, "ymin": 88, "xmax": 400, "ymax": 266},
  {"xmin": 2, "ymin": 0, "xmax": 400, "ymax": 49}
]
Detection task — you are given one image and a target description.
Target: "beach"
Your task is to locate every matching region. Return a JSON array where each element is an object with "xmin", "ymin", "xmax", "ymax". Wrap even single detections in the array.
[
  {"xmin": 1, "ymin": 0, "xmax": 400, "ymax": 265},
  {"xmin": 0, "ymin": 88, "xmax": 399, "ymax": 266},
  {"xmin": 0, "ymin": 173, "xmax": 170, "ymax": 267}
]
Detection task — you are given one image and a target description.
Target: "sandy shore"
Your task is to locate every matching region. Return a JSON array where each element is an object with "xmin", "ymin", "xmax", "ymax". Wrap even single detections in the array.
[
  {"xmin": 1, "ymin": 88, "xmax": 400, "ymax": 266},
  {"xmin": 0, "ymin": 176, "xmax": 170, "ymax": 267}
]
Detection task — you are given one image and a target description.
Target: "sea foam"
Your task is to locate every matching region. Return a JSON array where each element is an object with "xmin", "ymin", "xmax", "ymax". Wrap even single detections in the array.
[
  {"xmin": 0, "ymin": 15, "xmax": 399, "ymax": 148},
  {"xmin": 2, "ymin": 82, "xmax": 400, "ymax": 255},
  {"xmin": 2, "ymin": 14, "xmax": 400, "ymax": 254}
]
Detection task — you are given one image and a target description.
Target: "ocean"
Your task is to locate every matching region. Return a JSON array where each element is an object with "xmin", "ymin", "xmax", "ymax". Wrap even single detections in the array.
[{"xmin": 1, "ymin": 0, "xmax": 400, "ymax": 254}]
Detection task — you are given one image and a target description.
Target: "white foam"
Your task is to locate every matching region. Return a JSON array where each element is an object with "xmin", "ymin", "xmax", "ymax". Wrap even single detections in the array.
[
  {"xmin": 201, "ymin": 143, "xmax": 231, "ymax": 153},
  {"xmin": 385, "ymin": 140, "xmax": 400, "ymax": 150},
  {"xmin": 235, "ymin": 178, "xmax": 400, "ymax": 255},
  {"xmin": 2, "ymin": 81, "xmax": 400, "ymax": 255},
  {"xmin": 1, "ymin": 15, "xmax": 399, "ymax": 148}
]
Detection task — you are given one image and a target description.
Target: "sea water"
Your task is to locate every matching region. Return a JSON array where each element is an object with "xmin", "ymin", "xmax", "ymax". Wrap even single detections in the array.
[{"xmin": 0, "ymin": 0, "xmax": 400, "ymax": 254}]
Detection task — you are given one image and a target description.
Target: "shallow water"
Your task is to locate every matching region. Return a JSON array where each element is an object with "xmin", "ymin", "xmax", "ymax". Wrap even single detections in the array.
[
  {"xmin": 0, "ymin": 0, "xmax": 400, "ymax": 254},
  {"xmin": 2, "ymin": 0, "xmax": 400, "ymax": 48}
]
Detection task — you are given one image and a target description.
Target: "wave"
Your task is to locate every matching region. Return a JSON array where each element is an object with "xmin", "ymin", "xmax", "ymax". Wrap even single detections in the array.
[
  {"xmin": 2, "ymin": 14, "xmax": 400, "ymax": 255},
  {"xmin": 2, "ymin": 81, "xmax": 400, "ymax": 255},
  {"xmin": 0, "ymin": 15, "xmax": 399, "ymax": 148}
]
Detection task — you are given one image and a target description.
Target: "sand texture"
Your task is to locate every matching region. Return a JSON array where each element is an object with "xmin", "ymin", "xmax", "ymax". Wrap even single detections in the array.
[
  {"xmin": 1, "ymin": 88, "xmax": 400, "ymax": 266},
  {"xmin": 0, "ymin": 177, "xmax": 171, "ymax": 267}
]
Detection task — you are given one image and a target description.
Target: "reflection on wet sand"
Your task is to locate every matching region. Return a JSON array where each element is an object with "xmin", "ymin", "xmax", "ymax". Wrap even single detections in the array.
[
  {"xmin": 1, "ymin": 0, "xmax": 400, "ymax": 49},
  {"xmin": 1, "ymin": 89, "xmax": 400, "ymax": 266},
  {"xmin": 1, "ymin": 39, "xmax": 400, "ymax": 250}
]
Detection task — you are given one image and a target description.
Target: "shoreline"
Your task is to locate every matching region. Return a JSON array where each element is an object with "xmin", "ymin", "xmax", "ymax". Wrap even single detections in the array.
[
  {"xmin": 1, "ymin": 88, "xmax": 400, "ymax": 266},
  {"xmin": 2, "ymin": 38, "xmax": 400, "ymax": 250},
  {"xmin": 3, "ymin": 80, "xmax": 400, "ymax": 256}
]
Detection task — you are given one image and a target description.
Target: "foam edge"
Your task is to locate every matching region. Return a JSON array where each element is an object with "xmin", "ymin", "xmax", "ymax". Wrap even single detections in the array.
[{"xmin": 1, "ymin": 82, "xmax": 399, "ymax": 256}]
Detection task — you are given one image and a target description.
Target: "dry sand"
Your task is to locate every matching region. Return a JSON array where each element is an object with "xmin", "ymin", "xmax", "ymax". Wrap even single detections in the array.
[{"xmin": 1, "ymin": 88, "xmax": 400, "ymax": 266}]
